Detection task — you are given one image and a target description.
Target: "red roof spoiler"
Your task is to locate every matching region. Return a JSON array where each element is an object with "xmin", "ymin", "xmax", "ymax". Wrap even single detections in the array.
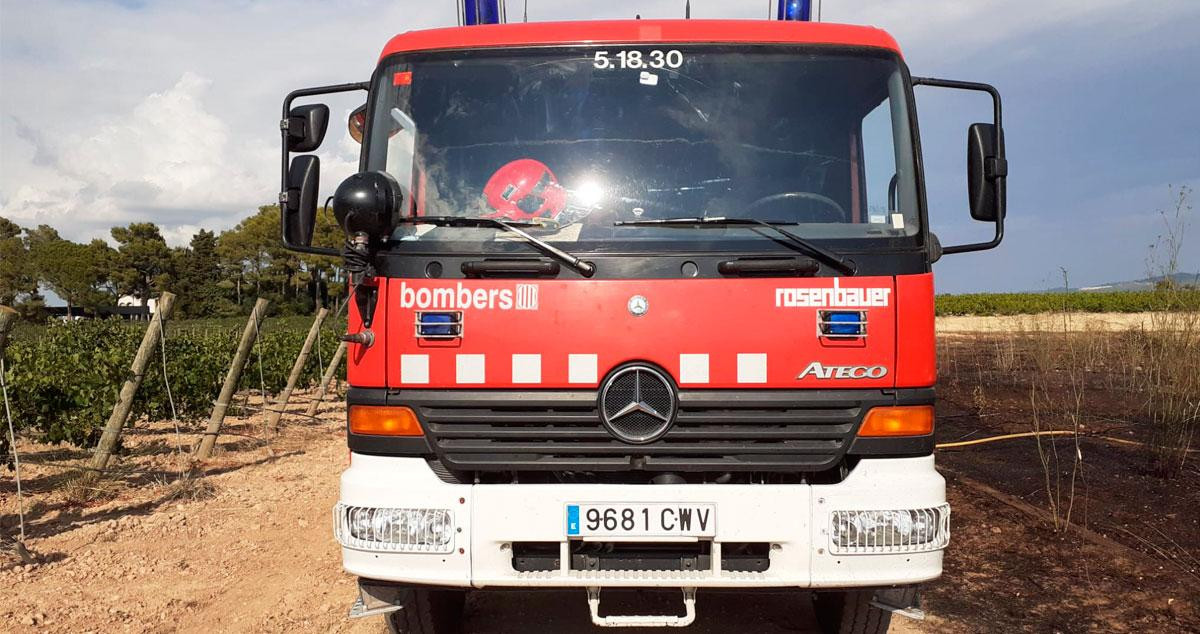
[{"xmin": 380, "ymin": 20, "xmax": 901, "ymax": 61}]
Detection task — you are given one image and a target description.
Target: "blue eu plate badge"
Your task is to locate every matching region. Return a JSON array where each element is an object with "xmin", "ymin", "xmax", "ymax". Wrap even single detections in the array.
[{"xmin": 566, "ymin": 505, "xmax": 580, "ymax": 536}]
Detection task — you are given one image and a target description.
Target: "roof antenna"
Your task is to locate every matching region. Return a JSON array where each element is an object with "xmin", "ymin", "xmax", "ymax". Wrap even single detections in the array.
[
  {"xmin": 523, "ymin": 0, "xmax": 528, "ymax": 22},
  {"xmin": 685, "ymin": 0, "xmax": 691, "ymax": 18},
  {"xmin": 635, "ymin": 13, "xmax": 641, "ymax": 19}
]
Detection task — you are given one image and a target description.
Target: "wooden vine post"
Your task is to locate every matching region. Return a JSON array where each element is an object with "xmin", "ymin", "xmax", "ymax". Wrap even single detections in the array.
[
  {"xmin": 265, "ymin": 307, "xmax": 328, "ymax": 432},
  {"xmin": 305, "ymin": 340, "xmax": 346, "ymax": 418},
  {"xmin": 2, "ymin": 306, "xmax": 27, "ymax": 546},
  {"xmin": 0, "ymin": 305, "xmax": 18, "ymax": 354},
  {"xmin": 87, "ymin": 292, "xmax": 177, "ymax": 476},
  {"xmin": 195, "ymin": 298, "xmax": 270, "ymax": 459}
]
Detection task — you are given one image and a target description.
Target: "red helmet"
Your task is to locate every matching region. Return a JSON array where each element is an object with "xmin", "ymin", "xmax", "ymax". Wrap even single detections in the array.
[{"xmin": 483, "ymin": 159, "xmax": 566, "ymax": 221}]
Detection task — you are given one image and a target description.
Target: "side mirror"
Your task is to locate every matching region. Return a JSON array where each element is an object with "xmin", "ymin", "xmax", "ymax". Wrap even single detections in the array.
[
  {"xmin": 967, "ymin": 122, "xmax": 1006, "ymax": 222},
  {"xmin": 283, "ymin": 155, "xmax": 320, "ymax": 247},
  {"xmin": 279, "ymin": 81, "xmax": 368, "ymax": 256},
  {"xmin": 348, "ymin": 104, "xmax": 367, "ymax": 144},
  {"xmin": 912, "ymin": 76, "xmax": 1006, "ymax": 255},
  {"xmin": 286, "ymin": 104, "xmax": 330, "ymax": 152}
]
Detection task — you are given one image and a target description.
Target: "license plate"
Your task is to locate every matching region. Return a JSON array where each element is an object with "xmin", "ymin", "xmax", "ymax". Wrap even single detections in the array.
[{"xmin": 566, "ymin": 503, "xmax": 716, "ymax": 538}]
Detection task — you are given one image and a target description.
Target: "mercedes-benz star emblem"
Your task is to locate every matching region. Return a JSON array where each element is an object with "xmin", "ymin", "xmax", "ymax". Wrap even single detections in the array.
[
  {"xmin": 599, "ymin": 365, "xmax": 677, "ymax": 444},
  {"xmin": 627, "ymin": 295, "xmax": 649, "ymax": 317}
]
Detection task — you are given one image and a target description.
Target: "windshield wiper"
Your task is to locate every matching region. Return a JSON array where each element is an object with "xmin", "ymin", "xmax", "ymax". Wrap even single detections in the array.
[
  {"xmin": 613, "ymin": 217, "xmax": 856, "ymax": 275},
  {"xmin": 396, "ymin": 216, "xmax": 595, "ymax": 277}
]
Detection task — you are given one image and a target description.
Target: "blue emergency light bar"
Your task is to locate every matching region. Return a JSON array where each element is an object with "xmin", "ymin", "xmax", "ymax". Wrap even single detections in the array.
[
  {"xmin": 819, "ymin": 311, "xmax": 867, "ymax": 337},
  {"xmin": 777, "ymin": 0, "xmax": 813, "ymax": 21},
  {"xmin": 416, "ymin": 311, "xmax": 463, "ymax": 338},
  {"xmin": 460, "ymin": 0, "xmax": 506, "ymax": 25}
]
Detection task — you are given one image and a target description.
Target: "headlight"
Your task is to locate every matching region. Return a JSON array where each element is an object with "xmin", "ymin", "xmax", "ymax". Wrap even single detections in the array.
[
  {"xmin": 334, "ymin": 504, "xmax": 454, "ymax": 553},
  {"xmin": 829, "ymin": 505, "xmax": 949, "ymax": 554}
]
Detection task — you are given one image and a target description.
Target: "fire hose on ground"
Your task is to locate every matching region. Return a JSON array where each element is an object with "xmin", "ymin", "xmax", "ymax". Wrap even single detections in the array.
[{"xmin": 936, "ymin": 430, "xmax": 1198, "ymax": 452}]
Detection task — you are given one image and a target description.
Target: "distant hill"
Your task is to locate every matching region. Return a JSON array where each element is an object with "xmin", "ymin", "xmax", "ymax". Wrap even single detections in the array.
[{"xmin": 1075, "ymin": 273, "xmax": 1200, "ymax": 292}]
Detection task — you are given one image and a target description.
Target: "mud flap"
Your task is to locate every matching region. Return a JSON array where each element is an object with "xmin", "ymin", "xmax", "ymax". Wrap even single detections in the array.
[
  {"xmin": 869, "ymin": 587, "xmax": 925, "ymax": 621},
  {"xmin": 348, "ymin": 580, "xmax": 403, "ymax": 618}
]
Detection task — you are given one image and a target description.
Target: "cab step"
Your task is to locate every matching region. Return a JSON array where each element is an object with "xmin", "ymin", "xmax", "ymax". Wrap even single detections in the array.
[{"xmin": 586, "ymin": 587, "xmax": 697, "ymax": 628}]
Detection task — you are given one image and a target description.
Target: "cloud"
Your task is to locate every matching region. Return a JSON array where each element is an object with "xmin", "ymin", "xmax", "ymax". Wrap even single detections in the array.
[
  {"xmin": 3, "ymin": 72, "xmax": 261, "ymax": 238},
  {"xmin": 2, "ymin": 0, "xmax": 1198, "ymax": 288},
  {"xmin": 10, "ymin": 118, "xmax": 57, "ymax": 167},
  {"xmin": 0, "ymin": 0, "xmax": 451, "ymax": 243}
]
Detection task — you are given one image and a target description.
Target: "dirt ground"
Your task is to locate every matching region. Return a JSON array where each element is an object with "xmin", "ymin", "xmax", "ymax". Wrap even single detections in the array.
[
  {"xmin": 2, "ymin": 375, "xmax": 1198, "ymax": 632},
  {"xmin": 936, "ymin": 312, "xmax": 1184, "ymax": 333},
  {"xmin": 928, "ymin": 332, "xmax": 1200, "ymax": 633}
]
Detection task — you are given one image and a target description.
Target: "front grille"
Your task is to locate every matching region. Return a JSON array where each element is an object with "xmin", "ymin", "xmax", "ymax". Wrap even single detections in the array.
[{"xmin": 411, "ymin": 390, "xmax": 879, "ymax": 473}]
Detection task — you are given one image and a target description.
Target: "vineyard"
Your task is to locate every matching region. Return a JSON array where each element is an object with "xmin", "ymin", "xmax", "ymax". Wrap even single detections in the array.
[
  {"xmin": 935, "ymin": 289, "xmax": 1200, "ymax": 316},
  {"xmin": 4, "ymin": 290, "xmax": 1196, "ymax": 458},
  {"xmin": 0, "ymin": 302, "xmax": 345, "ymax": 471}
]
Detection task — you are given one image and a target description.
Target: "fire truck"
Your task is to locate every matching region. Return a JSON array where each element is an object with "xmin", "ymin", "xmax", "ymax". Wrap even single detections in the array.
[{"xmin": 278, "ymin": 1, "xmax": 1006, "ymax": 631}]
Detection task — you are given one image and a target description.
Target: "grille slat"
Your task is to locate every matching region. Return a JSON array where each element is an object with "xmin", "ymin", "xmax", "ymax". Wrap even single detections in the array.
[
  {"xmin": 676, "ymin": 409, "xmax": 858, "ymax": 424},
  {"xmin": 422, "ymin": 410, "xmax": 597, "ymax": 425},
  {"xmin": 438, "ymin": 439, "xmax": 842, "ymax": 454},
  {"xmin": 427, "ymin": 423, "xmax": 855, "ymax": 440},
  {"xmin": 426, "ymin": 424, "xmax": 612, "ymax": 439}
]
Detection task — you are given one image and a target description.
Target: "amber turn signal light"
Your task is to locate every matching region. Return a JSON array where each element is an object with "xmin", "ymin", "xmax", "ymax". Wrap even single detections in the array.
[
  {"xmin": 857, "ymin": 405, "xmax": 934, "ymax": 437},
  {"xmin": 349, "ymin": 405, "xmax": 424, "ymax": 436}
]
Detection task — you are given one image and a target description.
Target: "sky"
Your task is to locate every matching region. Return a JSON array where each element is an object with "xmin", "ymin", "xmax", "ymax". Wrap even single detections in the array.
[{"xmin": 1, "ymin": 0, "xmax": 1198, "ymax": 293}]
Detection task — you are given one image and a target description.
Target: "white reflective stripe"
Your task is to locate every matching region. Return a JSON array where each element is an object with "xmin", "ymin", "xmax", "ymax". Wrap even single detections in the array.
[
  {"xmin": 678, "ymin": 354, "xmax": 710, "ymax": 384},
  {"xmin": 400, "ymin": 354, "xmax": 429, "ymax": 384},
  {"xmin": 511, "ymin": 354, "xmax": 542, "ymax": 384},
  {"xmin": 456, "ymin": 354, "xmax": 486, "ymax": 384},
  {"xmin": 568, "ymin": 354, "xmax": 598, "ymax": 384},
  {"xmin": 737, "ymin": 353, "xmax": 768, "ymax": 384}
]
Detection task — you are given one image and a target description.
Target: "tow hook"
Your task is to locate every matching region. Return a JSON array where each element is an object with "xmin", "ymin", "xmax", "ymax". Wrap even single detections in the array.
[{"xmin": 340, "ymin": 330, "xmax": 374, "ymax": 348}]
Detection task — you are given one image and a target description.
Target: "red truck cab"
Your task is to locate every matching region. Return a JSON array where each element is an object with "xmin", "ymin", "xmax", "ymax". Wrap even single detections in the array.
[{"xmin": 278, "ymin": 13, "xmax": 1006, "ymax": 634}]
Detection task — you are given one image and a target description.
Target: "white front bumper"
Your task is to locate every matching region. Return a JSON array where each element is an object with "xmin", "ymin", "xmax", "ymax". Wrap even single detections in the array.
[{"xmin": 338, "ymin": 454, "xmax": 946, "ymax": 589}]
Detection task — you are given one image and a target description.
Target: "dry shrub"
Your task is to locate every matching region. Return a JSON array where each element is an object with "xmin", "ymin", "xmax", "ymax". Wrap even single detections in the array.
[
  {"xmin": 1135, "ymin": 311, "xmax": 1200, "ymax": 477},
  {"xmin": 60, "ymin": 470, "xmax": 124, "ymax": 505},
  {"xmin": 1025, "ymin": 318, "xmax": 1087, "ymax": 531},
  {"xmin": 154, "ymin": 472, "xmax": 216, "ymax": 503},
  {"xmin": 991, "ymin": 334, "xmax": 1017, "ymax": 374},
  {"xmin": 1137, "ymin": 185, "xmax": 1199, "ymax": 477}
]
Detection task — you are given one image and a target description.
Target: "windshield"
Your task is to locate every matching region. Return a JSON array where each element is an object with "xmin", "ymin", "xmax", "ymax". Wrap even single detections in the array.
[{"xmin": 366, "ymin": 45, "xmax": 919, "ymax": 252}]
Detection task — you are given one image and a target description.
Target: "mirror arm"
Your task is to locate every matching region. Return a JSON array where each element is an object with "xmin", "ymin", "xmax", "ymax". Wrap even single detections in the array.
[
  {"xmin": 912, "ymin": 77, "xmax": 1003, "ymax": 128},
  {"xmin": 940, "ymin": 211, "xmax": 1004, "ymax": 255},
  {"xmin": 913, "ymin": 76, "xmax": 1007, "ymax": 255},
  {"xmin": 279, "ymin": 81, "xmax": 369, "ymax": 255}
]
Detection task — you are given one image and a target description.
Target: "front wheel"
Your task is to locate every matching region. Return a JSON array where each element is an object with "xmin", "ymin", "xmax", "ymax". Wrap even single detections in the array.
[
  {"xmin": 385, "ymin": 588, "xmax": 466, "ymax": 634},
  {"xmin": 812, "ymin": 587, "xmax": 918, "ymax": 634}
]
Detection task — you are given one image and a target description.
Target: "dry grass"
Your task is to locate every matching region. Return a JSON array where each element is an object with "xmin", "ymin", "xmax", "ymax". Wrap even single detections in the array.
[
  {"xmin": 59, "ymin": 469, "xmax": 127, "ymax": 505},
  {"xmin": 152, "ymin": 472, "xmax": 217, "ymax": 503},
  {"xmin": 1140, "ymin": 311, "xmax": 1200, "ymax": 476},
  {"xmin": 939, "ymin": 311, "xmax": 1199, "ymax": 488},
  {"xmin": 1141, "ymin": 185, "xmax": 1200, "ymax": 476}
]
